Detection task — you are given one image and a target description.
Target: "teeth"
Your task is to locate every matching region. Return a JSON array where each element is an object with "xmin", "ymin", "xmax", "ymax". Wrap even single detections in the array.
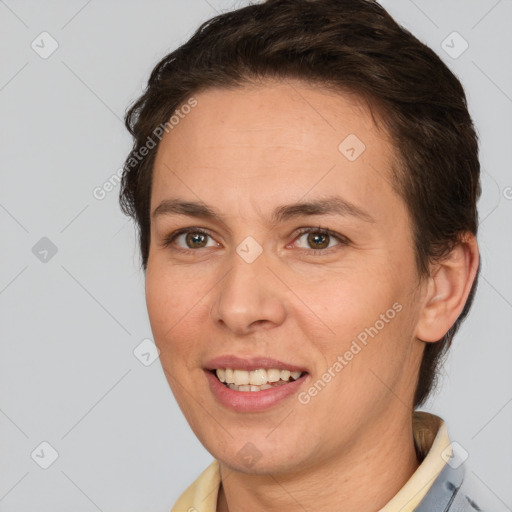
[
  {"xmin": 280, "ymin": 370, "xmax": 291, "ymax": 381},
  {"xmin": 214, "ymin": 367, "xmax": 304, "ymax": 391},
  {"xmin": 233, "ymin": 369, "xmax": 250, "ymax": 386},
  {"xmin": 249, "ymin": 369, "xmax": 267, "ymax": 385},
  {"xmin": 225, "ymin": 368, "xmax": 235, "ymax": 384},
  {"xmin": 267, "ymin": 369, "xmax": 281, "ymax": 382}
]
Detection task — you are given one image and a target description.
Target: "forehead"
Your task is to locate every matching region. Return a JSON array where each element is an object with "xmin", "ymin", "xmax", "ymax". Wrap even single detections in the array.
[
  {"xmin": 151, "ymin": 80, "xmax": 399, "ymax": 221},
  {"xmin": 164, "ymin": 80, "xmax": 385, "ymax": 152}
]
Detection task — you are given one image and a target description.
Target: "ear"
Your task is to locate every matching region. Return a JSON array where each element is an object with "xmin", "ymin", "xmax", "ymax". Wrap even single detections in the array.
[{"xmin": 415, "ymin": 233, "xmax": 479, "ymax": 343}]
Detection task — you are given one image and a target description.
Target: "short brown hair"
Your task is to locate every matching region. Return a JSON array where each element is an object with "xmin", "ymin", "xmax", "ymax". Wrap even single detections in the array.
[{"xmin": 119, "ymin": 0, "xmax": 481, "ymax": 408}]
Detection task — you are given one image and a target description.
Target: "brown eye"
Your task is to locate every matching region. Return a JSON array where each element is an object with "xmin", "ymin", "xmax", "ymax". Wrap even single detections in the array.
[
  {"xmin": 307, "ymin": 232, "xmax": 330, "ymax": 250},
  {"xmin": 162, "ymin": 228, "xmax": 218, "ymax": 252},
  {"xmin": 185, "ymin": 232, "xmax": 208, "ymax": 249},
  {"xmin": 293, "ymin": 227, "xmax": 349, "ymax": 253}
]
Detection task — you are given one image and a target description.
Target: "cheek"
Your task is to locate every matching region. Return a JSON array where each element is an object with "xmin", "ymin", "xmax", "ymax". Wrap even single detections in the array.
[
  {"xmin": 145, "ymin": 256, "xmax": 205, "ymax": 326},
  {"xmin": 145, "ymin": 264, "xmax": 201, "ymax": 365},
  {"xmin": 145, "ymin": 271, "xmax": 175, "ymax": 337},
  {"xmin": 298, "ymin": 267, "xmax": 401, "ymax": 340},
  {"xmin": 297, "ymin": 261, "xmax": 418, "ymax": 390}
]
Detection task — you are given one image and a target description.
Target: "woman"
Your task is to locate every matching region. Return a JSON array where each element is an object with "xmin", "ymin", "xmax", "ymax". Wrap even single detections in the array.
[{"xmin": 119, "ymin": 1, "xmax": 496, "ymax": 510}]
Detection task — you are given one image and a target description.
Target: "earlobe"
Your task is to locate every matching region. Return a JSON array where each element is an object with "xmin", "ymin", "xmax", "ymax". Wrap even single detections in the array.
[{"xmin": 415, "ymin": 234, "xmax": 479, "ymax": 343}]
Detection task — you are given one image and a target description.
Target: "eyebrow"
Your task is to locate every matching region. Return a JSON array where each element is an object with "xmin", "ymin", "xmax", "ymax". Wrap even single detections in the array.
[{"xmin": 152, "ymin": 196, "xmax": 375, "ymax": 224}]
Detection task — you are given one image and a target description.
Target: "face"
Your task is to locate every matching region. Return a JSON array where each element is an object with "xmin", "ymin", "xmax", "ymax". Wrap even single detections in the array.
[{"xmin": 145, "ymin": 80, "xmax": 426, "ymax": 475}]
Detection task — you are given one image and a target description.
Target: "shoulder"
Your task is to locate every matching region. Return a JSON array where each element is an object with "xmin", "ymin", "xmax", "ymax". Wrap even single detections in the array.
[
  {"xmin": 450, "ymin": 468, "xmax": 508, "ymax": 512},
  {"xmin": 415, "ymin": 461, "xmax": 508, "ymax": 511}
]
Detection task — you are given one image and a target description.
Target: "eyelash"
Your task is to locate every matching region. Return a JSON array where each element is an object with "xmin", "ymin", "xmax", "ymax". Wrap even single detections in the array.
[{"xmin": 161, "ymin": 226, "xmax": 350, "ymax": 256}]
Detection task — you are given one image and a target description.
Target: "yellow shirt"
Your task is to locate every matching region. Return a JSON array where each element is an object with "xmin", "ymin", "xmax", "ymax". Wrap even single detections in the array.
[{"xmin": 171, "ymin": 411, "xmax": 451, "ymax": 512}]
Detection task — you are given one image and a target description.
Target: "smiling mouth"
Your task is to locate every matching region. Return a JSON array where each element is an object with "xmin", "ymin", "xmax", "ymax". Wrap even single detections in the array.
[{"xmin": 212, "ymin": 368, "xmax": 306, "ymax": 392}]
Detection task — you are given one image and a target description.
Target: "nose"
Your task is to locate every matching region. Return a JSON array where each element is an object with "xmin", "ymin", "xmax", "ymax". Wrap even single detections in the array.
[{"xmin": 210, "ymin": 250, "xmax": 287, "ymax": 336}]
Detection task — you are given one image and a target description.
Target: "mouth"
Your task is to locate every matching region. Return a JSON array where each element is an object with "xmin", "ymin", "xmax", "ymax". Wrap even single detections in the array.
[
  {"xmin": 211, "ymin": 368, "xmax": 306, "ymax": 392},
  {"xmin": 204, "ymin": 357, "xmax": 309, "ymax": 411}
]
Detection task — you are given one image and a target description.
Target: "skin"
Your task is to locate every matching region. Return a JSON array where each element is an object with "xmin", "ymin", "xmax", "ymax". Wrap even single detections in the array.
[{"xmin": 145, "ymin": 80, "xmax": 479, "ymax": 511}]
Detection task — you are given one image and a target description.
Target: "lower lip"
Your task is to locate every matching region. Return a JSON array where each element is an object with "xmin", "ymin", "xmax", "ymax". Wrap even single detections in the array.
[{"xmin": 205, "ymin": 370, "xmax": 308, "ymax": 412}]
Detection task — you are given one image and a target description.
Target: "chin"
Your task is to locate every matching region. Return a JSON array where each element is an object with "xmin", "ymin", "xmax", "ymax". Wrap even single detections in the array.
[{"xmin": 199, "ymin": 428, "xmax": 315, "ymax": 476}]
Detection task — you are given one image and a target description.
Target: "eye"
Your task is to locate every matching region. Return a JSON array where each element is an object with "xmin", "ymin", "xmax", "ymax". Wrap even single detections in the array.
[
  {"xmin": 292, "ymin": 227, "xmax": 349, "ymax": 253},
  {"xmin": 162, "ymin": 227, "xmax": 219, "ymax": 252},
  {"xmin": 161, "ymin": 226, "xmax": 349, "ymax": 256}
]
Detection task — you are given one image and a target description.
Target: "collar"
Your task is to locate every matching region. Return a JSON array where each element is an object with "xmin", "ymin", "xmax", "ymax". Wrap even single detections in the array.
[{"xmin": 379, "ymin": 411, "xmax": 451, "ymax": 511}]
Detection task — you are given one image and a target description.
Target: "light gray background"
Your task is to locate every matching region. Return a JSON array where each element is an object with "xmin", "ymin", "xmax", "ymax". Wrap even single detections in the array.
[{"xmin": 1, "ymin": 0, "xmax": 511, "ymax": 510}]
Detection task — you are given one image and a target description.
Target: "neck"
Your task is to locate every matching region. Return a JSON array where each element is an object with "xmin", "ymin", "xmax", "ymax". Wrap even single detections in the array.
[{"xmin": 217, "ymin": 414, "xmax": 420, "ymax": 512}]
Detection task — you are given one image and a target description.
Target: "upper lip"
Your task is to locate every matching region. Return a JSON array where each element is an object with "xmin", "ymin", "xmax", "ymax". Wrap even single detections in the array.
[{"xmin": 204, "ymin": 355, "xmax": 308, "ymax": 373}]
